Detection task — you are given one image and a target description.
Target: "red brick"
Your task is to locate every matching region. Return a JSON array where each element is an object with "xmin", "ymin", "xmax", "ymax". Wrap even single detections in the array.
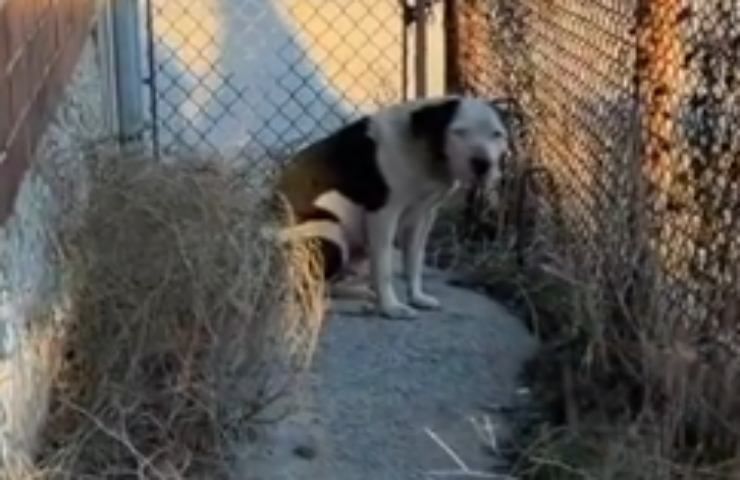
[
  {"xmin": 36, "ymin": 0, "xmax": 54, "ymax": 17},
  {"xmin": 60, "ymin": 0, "xmax": 75, "ymax": 39},
  {"xmin": 36, "ymin": 0, "xmax": 53, "ymax": 30},
  {"xmin": 48, "ymin": 0, "xmax": 60, "ymax": 54},
  {"xmin": 77, "ymin": 0, "xmax": 95, "ymax": 31},
  {"xmin": 7, "ymin": 50, "xmax": 30, "ymax": 127},
  {"xmin": 24, "ymin": 0, "xmax": 40, "ymax": 36},
  {"xmin": 35, "ymin": 0, "xmax": 52, "ymax": 28},
  {"xmin": 0, "ymin": 71, "xmax": 9, "ymax": 151},
  {"xmin": 0, "ymin": 120, "xmax": 30, "ymax": 222},
  {"xmin": 40, "ymin": 15, "xmax": 57, "ymax": 75},
  {"xmin": 0, "ymin": 164, "xmax": 16, "ymax": 222},
  {"xmin": 45, "ymin": 53, "xmax": 64, "ymax": 112},
  {"xmin": 6, "ymin": 107, "xmax": 30, "ymax": 169},
  {"xmin": 28, "ymin": 17, "xmax": 53, "ymax": 91},
  {"xmin": 26, "ymin": 45, "xmax": 41, "ymax": 104},
  {"xmin": 0, "ymin": 0, "xmax": 98, "ymax": 224},
  {"xmin": 56, "ymin": 23, "xmax": 91, "ymax": 92},
  {"xmin": 5, "ymin": 0, "xmax": 30, "ymax": 64},
  {"xmin": 37, "ymin": 0, "xmax": 53, "ymax": 23},
  {"xmin": 0, "ymin": 3, "xmax": 10, "ymax": 74},
  {"xmin": 27, "ymin": 96, "xmax": 43, "ymax": 151},
  {"xmin": 46, "ymin": 0, "xmax": 56, "ymax": 49},
  {"xmin": 55, "ymin": 44, "xmax": 77, "ymax": 98},
  {"xmin": 28, "ymin": 81, "xmax": 52, "ymax": 151},
  {"xmin": 53, "ymin": 0, "xmax": 68, "ymax": 49}
]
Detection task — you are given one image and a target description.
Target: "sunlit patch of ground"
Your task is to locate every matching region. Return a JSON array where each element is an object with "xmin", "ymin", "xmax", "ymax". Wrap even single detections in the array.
[
  {"xmin": 151, "ymin": 0, "xmax": 226, "ymax": 122},
  {"xmin": 150, "ymin": 0, "xmax": 445, "ymax": 121},
  {"xmin": 283, "ymin": 0, "xmax": 445, "ymax": 105}
]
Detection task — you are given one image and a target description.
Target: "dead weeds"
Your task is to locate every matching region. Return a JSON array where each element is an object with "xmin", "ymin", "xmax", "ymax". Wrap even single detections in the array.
[
  {"xmin": 30, "ymin": 153, "xmax": 325, "ymax": 479},
  {"xmin": 434, "ymin": 163, "xmax": 740, "ymax": 479}
]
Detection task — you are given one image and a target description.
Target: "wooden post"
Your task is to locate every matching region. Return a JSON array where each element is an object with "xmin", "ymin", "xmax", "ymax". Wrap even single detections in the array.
[
  {"xmin": 443, "ymin": 0, "xmax": 462, "ymax": 93},
  {"xmin": 414, "ymin": 0, "xmax": 428, "ymax": 98}
]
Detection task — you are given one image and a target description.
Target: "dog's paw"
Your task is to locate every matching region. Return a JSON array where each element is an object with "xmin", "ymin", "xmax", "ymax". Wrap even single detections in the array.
[
  {"xmin": 379, "ymin": 301, "xmax": 419, "ymax": 320},
  {"xmin": 409, "ymin": 291, "xmax": 442, "ymax": 310},
  {"xmin": 330, "ymin": 283, "xmax": 376, "ymax": 302}
]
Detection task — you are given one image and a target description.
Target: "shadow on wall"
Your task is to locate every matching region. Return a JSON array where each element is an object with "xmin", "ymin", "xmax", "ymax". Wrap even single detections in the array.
[{"xmin": 149, "ymin": 0, "xmax": 419, "ymax": 160}]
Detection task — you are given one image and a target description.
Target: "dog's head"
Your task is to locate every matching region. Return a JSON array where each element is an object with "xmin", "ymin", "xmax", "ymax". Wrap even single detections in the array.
[{"xmin": 410, "ymin": 96, "xmax": 511, "ymax": 185}]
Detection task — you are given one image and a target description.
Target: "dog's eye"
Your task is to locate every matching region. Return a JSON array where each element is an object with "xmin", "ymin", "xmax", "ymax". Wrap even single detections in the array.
[
  {"xmin": 451, "ymin": 127, "xmax": 468, "ymax": 136},
  {"xmin": 490, "ymin": 130, "xmax": 503, "ymax": 139}
]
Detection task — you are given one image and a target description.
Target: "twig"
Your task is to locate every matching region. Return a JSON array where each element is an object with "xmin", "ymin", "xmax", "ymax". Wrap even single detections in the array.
[
  {"xmin": 468, "ymin": 415, "xmax": 499, "ymax": 453},
  {"xmin": 424, "ymin": 426, "xmax": 517, "ymax": 480},
  {"xmin": 425, "ymin": 427, "xmax": 469, "ymax": 471},
  {"xmin": 425, "ymin": 470, "xmax": 514, "ymax": 479},
  {"xmin": 62, "ymin": 399, "xmax": 170, "ymax": 480}
]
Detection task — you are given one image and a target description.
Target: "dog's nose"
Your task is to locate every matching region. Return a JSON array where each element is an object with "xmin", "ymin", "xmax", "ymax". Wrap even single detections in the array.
[{"xmin": 470, "ymin": 157, "xmax": 491, "ymax": 178}]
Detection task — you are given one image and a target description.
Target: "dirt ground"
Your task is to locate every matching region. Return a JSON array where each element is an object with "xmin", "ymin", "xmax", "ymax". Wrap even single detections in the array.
[{"xmin": 236, "ymin": 265, "xmax": 538, "ymax": 480}]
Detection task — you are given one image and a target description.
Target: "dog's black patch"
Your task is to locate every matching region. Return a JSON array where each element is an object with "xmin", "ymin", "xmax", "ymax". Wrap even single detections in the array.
[
  {"xmin": 276, "ymin": 117, "xmax": 389, "ymax": 216},
  {"xmin": 409, "ymin": 98, "xmax": 461, "ymax": 165}
]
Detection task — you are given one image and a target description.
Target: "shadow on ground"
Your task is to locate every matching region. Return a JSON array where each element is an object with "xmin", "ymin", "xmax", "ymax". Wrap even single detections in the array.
[{"xmin": 237, "ymin": 267, "xmax": 538, "ymax": 480}]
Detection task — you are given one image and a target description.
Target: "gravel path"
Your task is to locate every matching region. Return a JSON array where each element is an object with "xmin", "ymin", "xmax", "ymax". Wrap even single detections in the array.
[
  {"xmin": 148, "ymin": 3, "xmax": 537, "ymax": 477},
  {"xmin": 237, "ymin": 268, "xmax": 538, "ymax": 480}
]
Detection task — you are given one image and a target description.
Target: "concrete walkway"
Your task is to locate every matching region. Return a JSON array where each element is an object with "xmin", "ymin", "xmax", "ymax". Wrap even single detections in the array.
[{"xmin": 237, "ymin": 269, "xmax": 538, "ymax": 480}]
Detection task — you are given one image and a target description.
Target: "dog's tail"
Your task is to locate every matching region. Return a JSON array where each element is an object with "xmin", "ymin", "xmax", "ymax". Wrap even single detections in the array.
[{"xmin": 261, "ymin": 220, "xmax": 350, "ymax": 281}]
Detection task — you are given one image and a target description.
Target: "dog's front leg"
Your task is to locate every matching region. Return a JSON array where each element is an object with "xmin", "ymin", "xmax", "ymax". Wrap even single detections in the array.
[
  {"xmin": 403, "ymin": 199, "xmax": 442, "ymax": 310},
  {"xmin": 367, "ymin": 205, "xmax": 417, "ymax": 319}
]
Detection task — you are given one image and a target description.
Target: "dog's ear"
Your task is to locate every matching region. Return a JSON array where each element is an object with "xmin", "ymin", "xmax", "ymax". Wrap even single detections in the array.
[
  {"xmin": 409, "ymin": 99, "xmax": 461, "ymax": 140},
  {"xmin": 488, "ymin": 97, "xmax": 522, "ymax": 129}
]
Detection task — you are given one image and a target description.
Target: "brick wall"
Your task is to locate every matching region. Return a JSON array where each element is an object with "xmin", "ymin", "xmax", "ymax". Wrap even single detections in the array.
[{"xmin": 0, "ymin": 0, "xmax": 97, "ymax": 223}]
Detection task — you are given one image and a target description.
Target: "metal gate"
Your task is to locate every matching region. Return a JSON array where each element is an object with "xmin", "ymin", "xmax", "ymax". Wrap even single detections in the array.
[{"xmin": 142, "ymin": 0, "xmax": 445, "ymax": 179}]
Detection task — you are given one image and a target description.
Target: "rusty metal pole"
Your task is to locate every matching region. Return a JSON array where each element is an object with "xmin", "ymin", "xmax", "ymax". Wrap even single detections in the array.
[
  {"xmin": 443, "ymin": 0, "xmax": 461, "ymax": 93},
  {"xmin": 637, "ymin": 0, "xmax": 683, "ymax": 184},
  {"xmin": 400, "ymin": 0, "xmax": 410, "ymax": 100},
  {"xmin": 414, "ymin": 0, "xmax": 428, "ymax": 98},
  {"xmin": 635, "ymin": 0, "xmax": 687, "ymax": 323},
  {"xmin": 401, "ymin": 17, "xmax": 408, "ymax": 100},
  {"xmin": 636, "ymin": 0, "xmax": 684, "ymax": 239}
]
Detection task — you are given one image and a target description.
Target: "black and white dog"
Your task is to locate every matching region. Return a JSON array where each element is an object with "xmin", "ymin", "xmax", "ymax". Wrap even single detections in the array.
[{"xmin": 273, "ymin": 94, "xmax": 510, "ymax": 319}]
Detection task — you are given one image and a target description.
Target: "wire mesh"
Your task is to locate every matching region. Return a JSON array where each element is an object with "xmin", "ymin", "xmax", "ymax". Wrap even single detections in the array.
[
  {"xmin": 144, "ymin": 0, "xmax": 739, "ymax": 342},
  {"xmin": 146, "ymin": 0, "xmax": 409, "ymax": 181},
  {"xmin": 447, "ymin": 0, "xmax": 739, "ymax": 346}
]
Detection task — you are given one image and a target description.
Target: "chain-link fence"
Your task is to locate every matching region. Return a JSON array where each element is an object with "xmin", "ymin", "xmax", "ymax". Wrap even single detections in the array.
[
  {"xmin": 446, "ymin": 0, "xmax": 739, "ymax": 347},
  {"xmin": 145, "ymin": 0, "xmax": 422, "ymax": 180},
  {"xmin": 143, "ymin": 0, "xmax": 738, "ymax": 340}
]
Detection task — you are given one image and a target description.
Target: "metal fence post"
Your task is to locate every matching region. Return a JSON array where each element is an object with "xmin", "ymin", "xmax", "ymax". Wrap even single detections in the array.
[
  {"xmin": 402, "ymin": 0, "xmax": 432, "ymax": 99},
  {"xmin": 442, "ymin": 0, "xmax": 461, "ymax": 94},
  {"xmin": 111, "ymin": 0, "xmax": 145, "ymax": 153},
  {"xmin": 414, "ymin": 0, "xmax": 428, "ymax": 98}
]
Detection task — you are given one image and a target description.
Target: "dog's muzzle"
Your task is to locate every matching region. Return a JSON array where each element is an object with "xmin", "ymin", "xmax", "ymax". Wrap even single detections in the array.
[{"xmin": 470, "ymin": 156, "xmax": 491, "ymax": 179}]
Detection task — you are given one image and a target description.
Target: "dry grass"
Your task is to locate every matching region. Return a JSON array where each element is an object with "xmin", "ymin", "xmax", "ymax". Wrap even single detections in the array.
[
  {"xmin": 505, "ymin": 129, "xmax": 740, "ymax": 480},
  {"xmin": 21, "ymin": 153, "xmax": 325, "ymax": 479},
  {"xmin": 512, "ymin": 288, "xmax": 740, "ymax": 480},
  {"xmin": 436, "ymin": 141, "xmax": 740, "ymax": 479}
]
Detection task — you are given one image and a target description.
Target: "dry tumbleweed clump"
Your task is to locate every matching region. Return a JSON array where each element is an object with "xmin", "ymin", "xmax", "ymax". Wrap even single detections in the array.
[{"xmin": 35, "ymin": 153, "xmax": 325, "ymax": 479}]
